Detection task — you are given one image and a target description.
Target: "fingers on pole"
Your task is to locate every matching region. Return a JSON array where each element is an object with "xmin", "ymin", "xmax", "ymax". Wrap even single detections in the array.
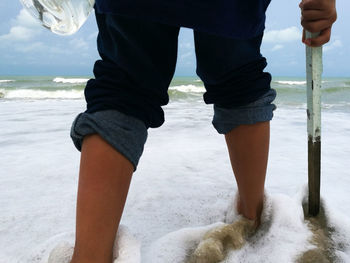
[
  {"xmin": 299, "ymin": 0, "xmax": 337, "ymax": 47},
  {"xmin": 304, "ymin": 27, "xmax": 331, "ymax": 47}
]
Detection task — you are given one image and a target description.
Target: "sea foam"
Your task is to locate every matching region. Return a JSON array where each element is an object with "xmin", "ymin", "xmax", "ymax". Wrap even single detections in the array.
[
  {"xmin": 275, "ymin": 81, "xmax": 307, "ymax": 85},
  {"xmin": 275, "ymin": 80, "xmax": 330, "ymax": 85},
  {"xmin": 0, "ymin": 89, "xmax": 83, "ymax": 99},
  {"xmin": 53, "ymin": 77, "xmax": 89, "ymax": 84},
  {"xmin": 169, "ymin": 85, "xmax": 204, "ymax": 93},
  {"xmin": 1, "ymin": 97, "xmax": 350, "ymax": 263}
]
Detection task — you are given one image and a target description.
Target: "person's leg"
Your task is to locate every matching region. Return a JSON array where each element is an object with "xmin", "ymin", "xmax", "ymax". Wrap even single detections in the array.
[
  {"xmin": 68, "ymin": 11, "xmax": 180, "ymax": 263},
  {"xmin": 224, "ymin": 121, "xmax": 269, "ymax": 228},
  {"xmin": 188, "ymin": 119, "xmax": 271, "ymax": 262},
  {"xmin": 193, "ymin": 31, "xmax": 276, "ymax": 228},
  {"xmin": 69, "ymin": 109, "xmax": 148, "ymax": 263},
  {"xmin": 70, "ymin": 134, "xmax": 133, "ymax": 263}
]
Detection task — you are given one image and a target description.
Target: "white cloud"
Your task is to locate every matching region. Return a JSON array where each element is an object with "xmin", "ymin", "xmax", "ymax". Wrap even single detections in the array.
[
  {"xmin": 0, "ymin": 9, "xmax": 41, "ymax": 42},
  {"xmin": 180, "ymin": 51, "xmax": 193, "ymax": 60},
  {"xmin": 69, "ymin": 38, "xmax": 89, "ymax": 50},
  {"xmin": 14, "ymin": 41, "xmax": 45, "ymax": 52},
  {"xmin": 271, "ymin": 44, "xmax": 284, "ymax": 51},
  {"xmin": 323, "ymin": 39, "xmax": 343, "ymax": 52},
  {"xmin": 0, "ymin": 26, "xmax": 37, "ymax": 41},
  {"xmin": 87, "ymin": 31, "xmax": 98, "ymax": 40},
  {"xmin": 15, "ymin": 8, "xmax": 40, "ymax": 28},
  {"xmin": 263, "ymin": 26, "xmax": 301, "ymax": 43},
  {"xmin": 179, "ymin": 42, "xmax": 192, "ymax": 49}
]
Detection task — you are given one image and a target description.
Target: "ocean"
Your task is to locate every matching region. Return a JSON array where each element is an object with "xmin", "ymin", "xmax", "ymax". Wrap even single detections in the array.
[
  {"xmin": 1, "ymin": 76, "xmax": 350, "ymax": 111},
  {"xmin": 1, "ymin": 76, "xmax": 350, "ymax": 262}
]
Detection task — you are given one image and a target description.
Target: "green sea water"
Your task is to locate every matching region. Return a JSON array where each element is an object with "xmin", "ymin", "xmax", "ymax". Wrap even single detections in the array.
[{"xmin": 1, "ymin": 75, "xmax": 350, "ymax": 111}]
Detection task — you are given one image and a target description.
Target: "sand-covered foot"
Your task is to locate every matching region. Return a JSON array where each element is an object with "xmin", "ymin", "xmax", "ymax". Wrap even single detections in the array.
[{"xmin": 188, "ymin": 215, "xmax": 257, "ymax": 263}]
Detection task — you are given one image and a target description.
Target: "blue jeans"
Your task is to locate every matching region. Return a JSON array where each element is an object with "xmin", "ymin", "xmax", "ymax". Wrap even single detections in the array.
[{"xmin": 70, "ymin": 11, "xmax": 277, "ymax": 171}]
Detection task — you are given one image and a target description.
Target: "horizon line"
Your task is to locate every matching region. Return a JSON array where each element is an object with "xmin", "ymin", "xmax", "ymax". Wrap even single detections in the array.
[{"xmin": 0, "ymin": 75, "xmax": 349, "ymax": 79}]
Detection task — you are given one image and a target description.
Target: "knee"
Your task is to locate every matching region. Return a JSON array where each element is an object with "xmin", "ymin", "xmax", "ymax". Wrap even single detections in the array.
[{"xmin": 70, "ymin": 110, "xmax": 148, "ymax": 171}]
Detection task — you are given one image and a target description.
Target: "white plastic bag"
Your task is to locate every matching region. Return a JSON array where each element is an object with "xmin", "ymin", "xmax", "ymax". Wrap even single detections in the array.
[{"xmin": 19, "ymin": 0, "xmax": 95, "ymax": 35}]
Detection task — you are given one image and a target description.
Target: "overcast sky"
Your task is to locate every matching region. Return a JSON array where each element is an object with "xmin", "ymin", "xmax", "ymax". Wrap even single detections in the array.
[{"xmin": 0, "ymin": 0, "xmax": 349, "ymax": 77}]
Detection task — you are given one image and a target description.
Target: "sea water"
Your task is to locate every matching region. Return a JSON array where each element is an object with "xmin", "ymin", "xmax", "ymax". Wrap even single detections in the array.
[
  {"xmin": 1, "ymin": 76, "xmax": 350, "ymax": 262},
  {"xmin": 19, "ymin": 0, "xmax": 95, "ymax": 35},
  {"xmin": 1, "ymin": 76, "xmax": 350, "ymax": 110}
]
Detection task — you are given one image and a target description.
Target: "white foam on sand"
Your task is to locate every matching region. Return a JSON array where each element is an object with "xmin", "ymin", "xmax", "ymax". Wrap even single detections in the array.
[
  {"xmin": 145, "ymin": 222, "xmax": 224, "ymax": 263},
  {"xmin": 224, "ymin": 192, "xmax": 314, "ymax": 263},
  {"xmin": 113, "ymin": 225, "xmax": 141, "ymax": 263},
  {"xmin": 53, "ymin": 77, "xmax": 89, "ymax": 84},
  {"xmin": 0, "ymin": 89, "xmax": 84, "ymax": 99},
  {"xmin": 29, "ymin": 225, "xmax": 141, "ymax": 263},
  {"xmin": 1, "ymin": 99, "xmax": 349, "ymax": 263},
  {"xmin": 145, "ymin": 191, "xmax": 315, "ymax": 263}
]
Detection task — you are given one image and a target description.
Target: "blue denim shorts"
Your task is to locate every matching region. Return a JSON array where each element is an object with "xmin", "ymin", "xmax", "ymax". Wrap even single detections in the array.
[{"xmin": 70, "ymin": 11, "xmax": 277, "ymax": 171}]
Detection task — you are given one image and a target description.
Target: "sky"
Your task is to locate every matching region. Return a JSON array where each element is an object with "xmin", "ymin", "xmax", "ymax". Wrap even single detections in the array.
[{"xmin": 0, "ymin": 0, "xmax": 349, "ymax": 77}]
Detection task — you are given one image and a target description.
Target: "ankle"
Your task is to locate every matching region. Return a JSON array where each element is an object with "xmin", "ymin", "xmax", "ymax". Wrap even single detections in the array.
[
  {"xmin": 236, "ymin": 196, "xmax": 264, "ymax": 223},
  {"xmin": 71, "ymin": 248, "xmax": 113, "ymax": 263},
  {"xmin": 238, "ymin": 208, "xmax": 262, "ymax": 230},
  {"xmin": 70, "ymin": 256, "xmax": 113, "ymax": 263}
]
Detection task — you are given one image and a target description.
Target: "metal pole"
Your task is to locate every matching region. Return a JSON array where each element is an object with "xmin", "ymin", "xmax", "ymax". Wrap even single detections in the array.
[{"xmin": 305, "ymin": 31, "xmax": 323, "ymax": 216}]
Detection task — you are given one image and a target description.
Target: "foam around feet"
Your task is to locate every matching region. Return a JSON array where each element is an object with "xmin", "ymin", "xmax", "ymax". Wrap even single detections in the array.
[
  {"xmin": 46, "ymin": 225, "xmax": 140, "ymax": 263},
  {"xmin": 225, "ymin": 191, "xmax": 273, "ymax": 228},
  {"xmin": 113, "ymin": 225, "xmax": 141, "ymax": 263},
  {"xmin": 187, "ymin": 215, "xmax": 256, "ymax": 263},
  {"xmin": 47, "ymin": 241, "xmax": 74, "ymax": 263}
]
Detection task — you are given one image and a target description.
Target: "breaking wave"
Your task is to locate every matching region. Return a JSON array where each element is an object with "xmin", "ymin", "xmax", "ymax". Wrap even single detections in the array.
[
  {"xmin": 169, "ymin": 85, "xmax": 204, "ymax": 93},
  {"xmin": 53, "ymin": 77, "xmax": 89, "ymax": 84},
  {"xmin": 0, "ymin": 89, "xmax": 83, "ymax": 99},
  {"xmin": 275, "ymin": 81, "xmax": 307, "ymax": 85}
]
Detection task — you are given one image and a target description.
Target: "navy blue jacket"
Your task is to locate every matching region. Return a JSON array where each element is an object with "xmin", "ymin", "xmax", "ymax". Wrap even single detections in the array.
[{"xmin": 95, "ymin": 0, "xmax": 271, "ymax": 39}]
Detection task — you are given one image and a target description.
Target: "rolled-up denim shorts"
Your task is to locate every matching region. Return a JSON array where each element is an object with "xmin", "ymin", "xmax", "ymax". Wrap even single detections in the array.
[{"xmin": 70, "ymin": 10, "xmax": 277, "ymax": 171}]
